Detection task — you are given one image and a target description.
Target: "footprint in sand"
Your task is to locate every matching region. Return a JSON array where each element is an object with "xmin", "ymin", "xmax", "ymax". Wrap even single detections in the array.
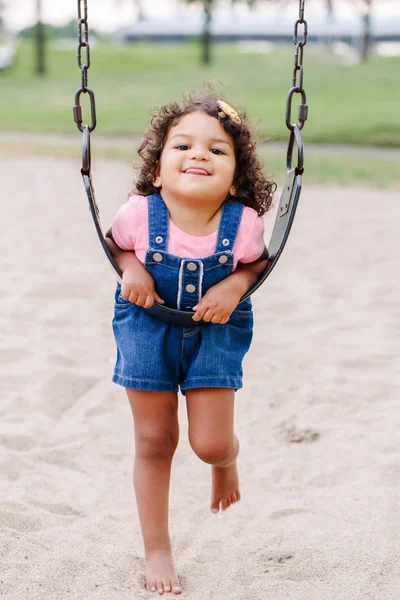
[
  {"xmin": 275, "ymin": 419, "xmax": 320, "ymax": 444},
  {"xmin": 35, "ymin": 446, "xmax": 86, "ymax": 473},
  {"xmin": 0, "ymin": 434, "xmax": 36, "ymax": 452},
  {"xmin": 264, "ymin": 551, "xmax": 295, "ymax": 573},
  {"xmin": 0, "ymin": 510, "xmax": 44, "ymax": 533},
  {"xmin": 267, "ymin": 551, "xmax": 294, "ymax": 564},
  {"xmin": 27, "ymin": 500, "xmax": 85, "ymax": 518},
  {"xmin": 38, "ymin": 371, "xmax": 98, "ymax": 419},
  {"xmin": 269, "ymin": 508, "xmax": 307, "ymax": 520}
]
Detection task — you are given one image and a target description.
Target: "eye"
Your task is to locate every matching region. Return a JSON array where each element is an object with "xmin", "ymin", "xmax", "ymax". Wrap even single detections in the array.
[
  {"xmin": 176, "ymin": 144, "xmax": 189, "ymax": 151},
  {"xmin": 211, "ymin": 148, "xmax": 225, "ymax": 155}
]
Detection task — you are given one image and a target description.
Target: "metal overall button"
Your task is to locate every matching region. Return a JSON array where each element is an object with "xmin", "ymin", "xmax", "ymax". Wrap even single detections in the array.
[
  {"xmin": 155, "ymin": 236, "xmax": 163, "ymax": 244},
  {"xmin": 152, "ymin": 252, "xmax": 163, "ymax": 262},
  {"xmin": 186, "ymin": 284, "xmax": 196, "ymax": 293},
  {"xmin": 187, "ymin": 262, "xmax": 197, "ymax": 271},
  {"xmin": 218, "ymin": 255, "xmax": 228, "ymax": 264},
  {"xmin": 222, "ymin": 238, "xmax": 230, "ymax": 246}
]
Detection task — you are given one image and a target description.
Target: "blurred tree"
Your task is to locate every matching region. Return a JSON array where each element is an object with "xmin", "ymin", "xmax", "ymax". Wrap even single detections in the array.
[
  {"xmin": 357, "ymin": 0, "xmax": 373, "ymax": 62},
  {"xmin": 134, "ymin": 0, "xmax": 145, "ymax": 20},
  {"xmin": 186, "ymin": 0, "xmax": 213, "ymax": 64},
  {"xmin": 35, "ymin": 0, "xmax": 46, "ymax": 75}
]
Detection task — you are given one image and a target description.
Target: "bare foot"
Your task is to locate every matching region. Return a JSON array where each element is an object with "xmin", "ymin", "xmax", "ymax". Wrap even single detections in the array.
[
  {"xmin": 210, "ymin": 436, "xmax": 241, "ymax": 513},
  {"xmin": 145, "ymin": 547, "xmax": 182, "ymax": 595}
]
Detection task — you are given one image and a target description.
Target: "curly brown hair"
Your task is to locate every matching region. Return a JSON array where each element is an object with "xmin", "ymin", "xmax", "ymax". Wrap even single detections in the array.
[{"xmin": 134, "ymin": 89, "xmax": 276, "ymax": 216}]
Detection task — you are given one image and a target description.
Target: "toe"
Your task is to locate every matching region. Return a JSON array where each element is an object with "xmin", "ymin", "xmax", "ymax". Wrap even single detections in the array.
[
  {"xmin": 172, "ymin": 582, "xmax": 182, "ymax": 594},
  {"xmin": 221, "ymin": 499, "xmax": 227, "ymax": 511},
  {"xmin": 164, "ymin": 581, "xmax": 171, "ymax": 593},
  {"xmin": 157, "ymin": 581, "xmax": 164, "ymax": 595},
  {"xmin": 151, "ymin": 581, "xmax": 157, "ymax": 592},
  {"xmin": 231, "ymin": 492, "xmax": 237, "ymax": 503},
  {"xmin": 211, "ymin": 500, "xmax": 220, "ymax": 513}
]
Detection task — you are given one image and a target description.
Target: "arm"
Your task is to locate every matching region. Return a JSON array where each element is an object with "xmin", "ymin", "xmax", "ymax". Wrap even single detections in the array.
[
  {"xmin": 192, "ymin": 247, "xmax": 269, "ymax": 323},
  {"xmin": 105, "ymin": 228, "xmax": 164, "ymax": 308}
]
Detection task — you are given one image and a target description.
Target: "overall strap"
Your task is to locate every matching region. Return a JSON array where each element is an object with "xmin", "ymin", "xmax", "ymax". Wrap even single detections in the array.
[
  {"xmin": 147, "ymin": 193, "xmax": 169, "ymax": 251},
  {"xmin": 214, "ymin": 200, "xmax": 245, "ymax": 253}
]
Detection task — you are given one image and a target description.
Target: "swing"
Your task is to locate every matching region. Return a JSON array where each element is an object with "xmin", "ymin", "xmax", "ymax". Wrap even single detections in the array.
[{"xmin": 73, "ymin": 0, "xmax": 309, "ymax": 326}]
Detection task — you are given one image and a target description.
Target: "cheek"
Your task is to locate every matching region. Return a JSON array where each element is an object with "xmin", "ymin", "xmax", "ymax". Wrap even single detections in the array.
[
  {"xmin": 160, "ymin": 154, "xmax": 182, "ymax": 172},
  {"xmin": 159, "ymin": 160, "xmax": 176, "ymax": 179},
  {"xmin": 225, "ymin": 163, "xmax": 236, "ymax": 182}
]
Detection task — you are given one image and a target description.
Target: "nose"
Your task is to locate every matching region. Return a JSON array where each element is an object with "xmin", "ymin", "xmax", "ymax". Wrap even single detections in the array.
[{"xmin": 188, "ymin": 145, "xmax": 207, "ymax": 161}]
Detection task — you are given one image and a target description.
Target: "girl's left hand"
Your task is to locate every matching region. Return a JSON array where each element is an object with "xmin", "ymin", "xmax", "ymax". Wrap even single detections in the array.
[{"xmin": 192, "ymin": 286, "xmax": 242, "ymax": 324}]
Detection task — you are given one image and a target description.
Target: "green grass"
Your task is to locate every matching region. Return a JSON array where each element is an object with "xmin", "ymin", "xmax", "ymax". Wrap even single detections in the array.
[{"xmin": 1, "ymin": 40, "xmax": 399, "ymax": 146}]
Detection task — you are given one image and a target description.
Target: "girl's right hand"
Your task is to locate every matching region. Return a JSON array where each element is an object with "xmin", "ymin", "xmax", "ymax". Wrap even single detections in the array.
[{"xmin": 121, "ymin": 267, "xmax": 164, "ymax": 308}]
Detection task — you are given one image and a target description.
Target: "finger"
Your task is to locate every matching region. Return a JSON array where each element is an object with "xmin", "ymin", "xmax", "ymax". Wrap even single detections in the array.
[
  {"xmin": 192, "ymin": 302, "xmax": 204, "ymax": 313},
  {"xmin": 192, "ymin": 306, "xmax": 207, "ymax": 321},
  {"xmin": 143, "ymin": 295, "xmax": 154, "ymax": 309},
  {"xmin": 213, "ymin": 312, "xmax": 230, "ymax": 324},
  {"xmin": 128, "ymin": 292, "xmax": 138, "ymax": 304},
  {"xmin": 211, "ymin": 314, "xmax": 221, "ymax": 324},
  {"xmin": 135, "ymin": 294, "xmax": 147, "ymax": 307},
  {"xmin": 202, "ymin": 309, "xmax": 216, "ymax": 323},
  {"xmin": 154, "ymin": 291, "xmax": 164, "ymax": 304},
  {"xmin": 120, "ymin": 286, "xmax": 131, "ymax": 300}
]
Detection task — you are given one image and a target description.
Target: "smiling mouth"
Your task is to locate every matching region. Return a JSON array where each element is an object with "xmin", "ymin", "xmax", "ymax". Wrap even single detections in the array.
[{"xmin": 184, "ymin": 168, "xmax": 210, "ymax": 176}]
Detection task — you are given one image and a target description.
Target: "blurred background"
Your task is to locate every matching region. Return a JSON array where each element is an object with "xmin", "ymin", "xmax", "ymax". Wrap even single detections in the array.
[{"xmin": 0, "ymin": 0, "xmax": 399, "ymax": 187}]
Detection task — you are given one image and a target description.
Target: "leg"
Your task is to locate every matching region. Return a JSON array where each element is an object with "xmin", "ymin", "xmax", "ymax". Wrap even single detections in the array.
[
  {"xmin": 127, "ymin": 388, "xmax": 182, "ymax": 595},
  {"xmin": 185, "ymin": 388, "xmax": 241, "ymax": 514}
]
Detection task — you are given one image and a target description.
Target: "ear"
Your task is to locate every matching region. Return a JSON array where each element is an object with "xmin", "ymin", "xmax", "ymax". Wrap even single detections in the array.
[
  {"xmin": 229, "ymin": 185, "xmax": 236, "ymax": 196},
  {"xmin": 153, "ymin": 164, "xmax": 162, "ymax": 188}
]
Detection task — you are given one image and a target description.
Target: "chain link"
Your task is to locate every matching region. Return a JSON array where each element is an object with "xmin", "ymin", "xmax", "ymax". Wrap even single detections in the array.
[
  {"xmin": 73, "ymin": 0, "xmax": 96, "ymax": 133},
  {"xmin": 286, "ymin": 0, "xmax": 308, "ymax": 132}
]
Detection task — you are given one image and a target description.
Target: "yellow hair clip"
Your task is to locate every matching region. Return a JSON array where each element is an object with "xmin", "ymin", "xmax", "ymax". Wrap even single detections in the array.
[{"xmin": 217, "ymin": 100, "xmax": 241, "ymax": 125}]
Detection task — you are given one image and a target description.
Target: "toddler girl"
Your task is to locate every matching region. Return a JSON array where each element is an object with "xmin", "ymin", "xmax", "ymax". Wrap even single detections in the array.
[{"xmin": 105, "ymin": 89, "xmax": 276, "ymax": 595}]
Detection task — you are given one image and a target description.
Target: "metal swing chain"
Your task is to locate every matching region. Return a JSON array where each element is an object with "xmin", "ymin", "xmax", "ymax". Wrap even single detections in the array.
[
  {"xmin": 283, "ymin": 0, "xmax": 309, "ymax": 176},
  {"xmin": 286, "ymin": 0, "xmax": 308, "ymax": 133},
  {"xmin": 73, "ymin": 0, "xmax": 97, "ymax": 137}
]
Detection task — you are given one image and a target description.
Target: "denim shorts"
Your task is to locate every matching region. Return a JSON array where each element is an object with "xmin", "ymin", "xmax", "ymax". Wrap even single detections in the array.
[{"xmin": 112, "ymin": 286, "xmax": 254, "ymax": 394}]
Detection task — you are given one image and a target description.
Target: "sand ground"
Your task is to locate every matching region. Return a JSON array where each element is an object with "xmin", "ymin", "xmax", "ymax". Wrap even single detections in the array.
[{"xmin": 0, "ymin": 155, "xmax": 399, "ymax": 600}]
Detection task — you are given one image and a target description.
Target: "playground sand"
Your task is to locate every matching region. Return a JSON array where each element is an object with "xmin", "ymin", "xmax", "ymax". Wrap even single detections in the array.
[{"xmin": 0, "ymin": 155, "xmax": 399, "ymax": 600}]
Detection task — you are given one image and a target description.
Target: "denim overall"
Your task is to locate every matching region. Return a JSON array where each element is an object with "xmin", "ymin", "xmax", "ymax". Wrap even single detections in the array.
[{"xmin": 112, "ymin": 193, "xmax": 254, "ymax": 393}]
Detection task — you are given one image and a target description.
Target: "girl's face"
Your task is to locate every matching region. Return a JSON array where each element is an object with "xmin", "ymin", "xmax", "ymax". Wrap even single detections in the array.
[{"xmin": 155, "ymin": 111, "xmax": 236, "ymax": 206}]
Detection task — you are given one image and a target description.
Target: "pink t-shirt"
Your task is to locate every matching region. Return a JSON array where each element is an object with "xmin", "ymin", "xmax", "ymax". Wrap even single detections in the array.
[{"xmin": 112, "ymin": 195, "xmax": 265, "ymax": 269}]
